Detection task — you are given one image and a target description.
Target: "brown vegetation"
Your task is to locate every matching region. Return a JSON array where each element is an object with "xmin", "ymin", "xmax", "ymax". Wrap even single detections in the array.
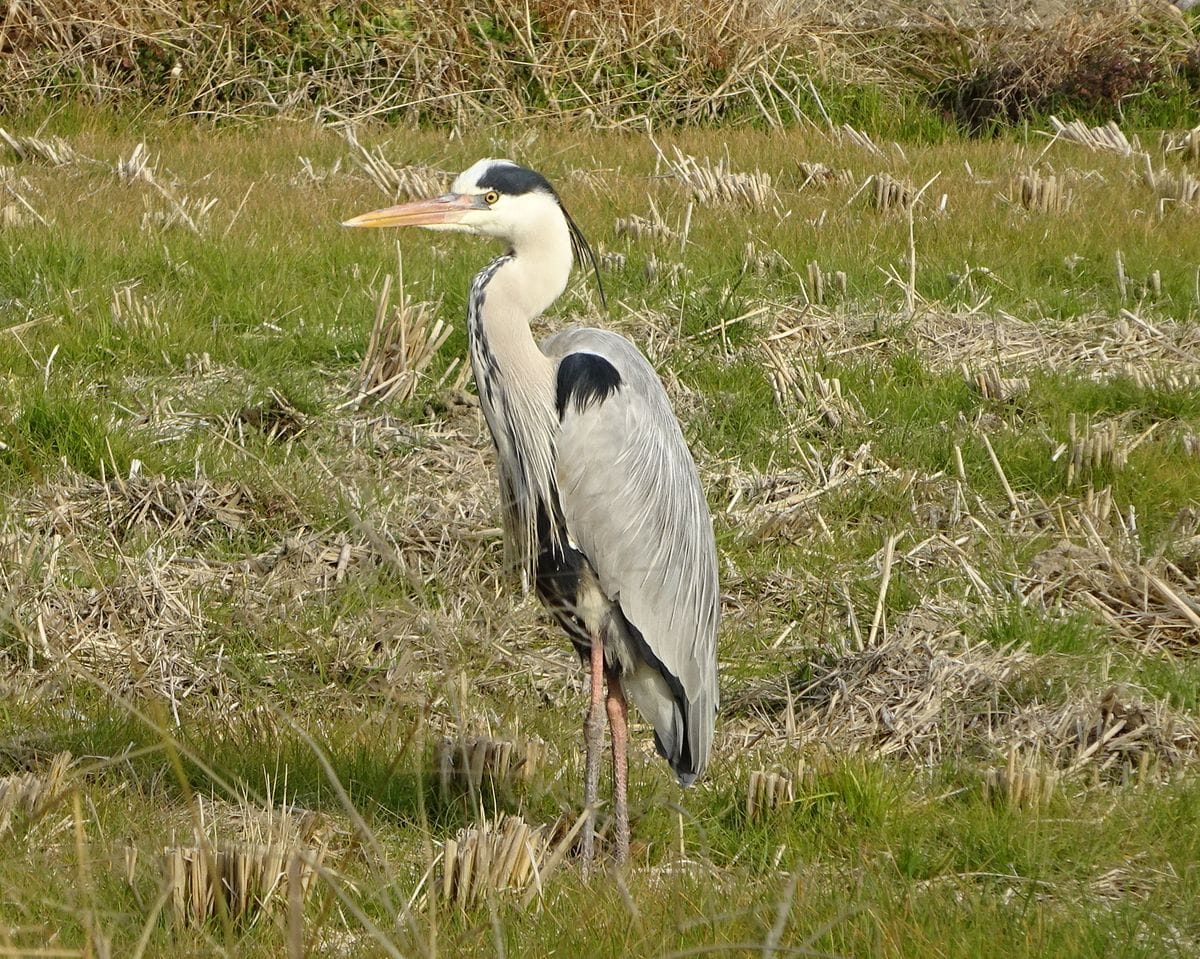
[{"xmin": 0, "ymin": 1, "xmax": 1195, "ymax": 129}]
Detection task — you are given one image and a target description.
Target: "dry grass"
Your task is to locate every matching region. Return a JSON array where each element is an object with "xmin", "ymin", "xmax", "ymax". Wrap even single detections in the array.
[
  {"xmin": 614, "ymin": 200, "xmax": 681, "ymax": 244},
  {"xmin": 1023, "ymin": 539, "xmax": 1200, "ymax": 651},
  {"xmin": 734, "ymin": 604, "xmax": 1035, "ymax": 760},
  {"xmin": 927, "ymin": 7, "xmax": 1197, "ymax": 132},
  {"xmin": 1161, "ymin": 125, "xmax": 1200, "ymax": 163},
  {"xmin": 0, "ymin": 127, "xmax": 79, "ymax": 165},
  {"xmin": 0, "ymin": 0, "xmax": 1193, "ymax": 137},
  {"xmin": 730, "ymin": 604, "xmax": 1200, "ymax": 778},
  {"xmin": 436, "ymin": 735, "xmax": 549, "ymax": 798},
  {"xmin": 340, "ymin": 127, "xmax": 449, "ymax": 201},
  {"xmin": 1141, "ymin": 153, "xmax": 1200, "ymax": 208},
  {"xmin": 889, "ymin": 308, "xmax": 1200, "ymax": 383},
  {"xmin": 870, "ymin": 173, "xmax": 914, "ymax": 211},
  {"xmin": 145, "ymin": 792, "xmax": 334, "ymax": 929},
  {"xmin": 1048, "ymin": 117, "xmax": 1140, "ymax": 156},
  {"xmin": 0, "ymin": 0, "xmax": 854, "ymax": 125},
  {"xmin": 349, "ymin": 249, "xmax": 457, "ymax": 408},
  {"xmin": 963, "ymin": 364, "xmax": 1030, "ymax": 403},
  {"xmin": 763, "ymin": 342, "xmax": 857, "ymax": 429},
  {"xmin": 656, "ymin": 144, "xmax": 780, "ymax": 210},
  {"xmin": 0, "ymin": 752, "xmax": 73, "ymax": 836},
  {"xmin": 983, "ymin": 747, "xmax": 1059, "ymax": 810}
]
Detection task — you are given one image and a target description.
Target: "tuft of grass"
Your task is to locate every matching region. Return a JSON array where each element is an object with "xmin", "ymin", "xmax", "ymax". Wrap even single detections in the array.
[
  {"xmin": 977, "ymin": 606, "xmax": 1105, "ymax": 657},
  {"xmin": 2, "ymin": 387, "xmax": 141, "ymax": 481}
]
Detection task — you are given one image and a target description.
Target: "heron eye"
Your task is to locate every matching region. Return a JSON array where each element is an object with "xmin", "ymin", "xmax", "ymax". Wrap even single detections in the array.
[{"xmin": 483, "ymin": 190, "xmax": 500, "ymax": 206}]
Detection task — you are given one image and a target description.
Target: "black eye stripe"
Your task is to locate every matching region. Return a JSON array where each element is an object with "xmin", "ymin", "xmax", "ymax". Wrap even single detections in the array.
[{"xmin": 476, "ymin": 163, "xmax": 555, "ymax": 197}]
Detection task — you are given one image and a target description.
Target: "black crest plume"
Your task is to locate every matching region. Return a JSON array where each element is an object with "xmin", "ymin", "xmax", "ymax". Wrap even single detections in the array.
[{"xmin": 562, "ymin": 203, "xmax": 607, "ymax": 312}]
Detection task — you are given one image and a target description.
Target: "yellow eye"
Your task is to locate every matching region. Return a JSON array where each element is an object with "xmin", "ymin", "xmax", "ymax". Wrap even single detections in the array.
[{"xmin": 483, "ymin": 190, "xmax": 500, "ymax": 205}]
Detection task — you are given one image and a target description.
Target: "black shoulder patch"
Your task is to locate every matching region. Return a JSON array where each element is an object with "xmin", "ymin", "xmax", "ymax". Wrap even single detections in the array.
[
  {"xmin": 555, "ymin": 352, "xmax": 622, "ymax": 418},
  {"xmin": 477, "ymin": 163, "xmax": 555, "ymax": 197}
]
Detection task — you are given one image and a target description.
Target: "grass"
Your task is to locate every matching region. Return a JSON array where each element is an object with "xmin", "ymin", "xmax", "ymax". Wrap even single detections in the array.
[{"xmin": 0, "ymin": 110, "xmax": 1198, "ymax": 957}]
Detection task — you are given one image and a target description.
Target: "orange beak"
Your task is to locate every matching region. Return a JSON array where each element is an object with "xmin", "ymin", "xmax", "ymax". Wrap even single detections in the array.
[{"xmin": 342, "ymin": 193, "xmax": 478, "ymax": 229}]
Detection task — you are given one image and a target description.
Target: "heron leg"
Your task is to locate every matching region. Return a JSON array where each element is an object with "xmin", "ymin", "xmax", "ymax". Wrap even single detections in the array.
[
  {"xmin": 606, "ymin": 675, "xmax": 630, "ymax": 866},
  {"xmin": 581, "ymin": 635, "xmax": 605, "ymax": 879}
]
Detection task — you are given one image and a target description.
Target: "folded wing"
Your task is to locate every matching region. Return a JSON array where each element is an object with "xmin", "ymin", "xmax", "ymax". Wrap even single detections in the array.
[{"xmin": 544, "ymin": 326, "xmax": 719, "ymax": 782}]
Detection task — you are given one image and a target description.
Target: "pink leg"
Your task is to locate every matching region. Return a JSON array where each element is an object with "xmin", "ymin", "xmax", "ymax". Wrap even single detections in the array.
[
  {"xmin": 606, "ymin": 676, "xmax": 630, "ymax": 866},
  {"xmin": 580, "ymin": 636, "xmax": 605, "ymax": 879}
]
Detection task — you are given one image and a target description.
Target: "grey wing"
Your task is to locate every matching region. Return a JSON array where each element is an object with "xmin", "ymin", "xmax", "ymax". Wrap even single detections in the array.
[{"xmin": 544, "ymin": 327, "xmax": 719, "ymax": 782}]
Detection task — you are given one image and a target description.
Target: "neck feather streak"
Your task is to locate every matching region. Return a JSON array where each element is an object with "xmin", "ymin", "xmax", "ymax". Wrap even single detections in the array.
[{"xmin": 468, "ymin": 255, "xmax": 561, "ymax": 583}]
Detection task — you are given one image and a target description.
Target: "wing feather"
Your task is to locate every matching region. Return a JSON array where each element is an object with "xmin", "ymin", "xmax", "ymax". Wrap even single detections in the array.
[{"xmin": 544, "ymin": 327, "xmax": 719, "ymax": 780}]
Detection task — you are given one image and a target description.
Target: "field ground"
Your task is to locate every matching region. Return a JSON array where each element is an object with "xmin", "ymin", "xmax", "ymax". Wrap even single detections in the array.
[{"xmin": 1, "ymin": 113, "xmax": 1199, "ymax": 956}]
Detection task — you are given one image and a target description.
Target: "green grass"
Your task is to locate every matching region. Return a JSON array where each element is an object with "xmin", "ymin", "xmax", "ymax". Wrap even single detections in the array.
[
  {"xmin": 6, "ymin": 702, "xmax": 1200, "ymax": 957},
  {"xmin": 0, "ymin": 113, "xmax": 1198, "ymax": 957}
]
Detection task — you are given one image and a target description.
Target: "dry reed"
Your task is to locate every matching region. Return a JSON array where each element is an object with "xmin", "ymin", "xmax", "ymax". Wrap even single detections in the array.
[
  {"xmin": 0, "ymin": 752, "xmax": 73, "ymax": 835},
  {"xmin": 349, "ymin": 247, "xmax": 454, "ymax": 408},
  {"xmin": 745, "ymin": 769, "xmax": 794, "ymax": 822},
  {"xmin": 440, "ymin": 814, "xmax": 549, "ymax": 910}
]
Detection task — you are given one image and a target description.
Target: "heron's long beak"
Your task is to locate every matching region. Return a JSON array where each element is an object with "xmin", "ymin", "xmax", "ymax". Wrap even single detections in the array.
[{"xmin": 342, "ymin": 193, "xmax": 477, "ymax": 229}]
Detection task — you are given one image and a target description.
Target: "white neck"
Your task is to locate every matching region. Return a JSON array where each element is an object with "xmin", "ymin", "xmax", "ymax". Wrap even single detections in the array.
[
  {"xmin": 470, "ymin": 195, "xmax": 574, "ymax": 388},
  {"xmin": 476, "ymin": 258, "xmax": 560, "ymax": 377},
  {"xmin": 467, "ymin": 208, "xmax": 574, "ymax": 579}
]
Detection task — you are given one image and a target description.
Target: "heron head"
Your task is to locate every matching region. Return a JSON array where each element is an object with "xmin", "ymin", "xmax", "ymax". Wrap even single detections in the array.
[
  {"xmin": 341, "ymin": 159, "xmax": 546, "ymax": 235},
  {"xmin": 344, "ymin": 158, "xmax": 605, "ymax": 305}
]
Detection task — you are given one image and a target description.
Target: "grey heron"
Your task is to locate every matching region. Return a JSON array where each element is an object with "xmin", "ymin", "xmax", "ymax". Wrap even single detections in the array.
[{"xmin": 344, "ymin": 159, "xmax": 719, "ymax": 871}]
